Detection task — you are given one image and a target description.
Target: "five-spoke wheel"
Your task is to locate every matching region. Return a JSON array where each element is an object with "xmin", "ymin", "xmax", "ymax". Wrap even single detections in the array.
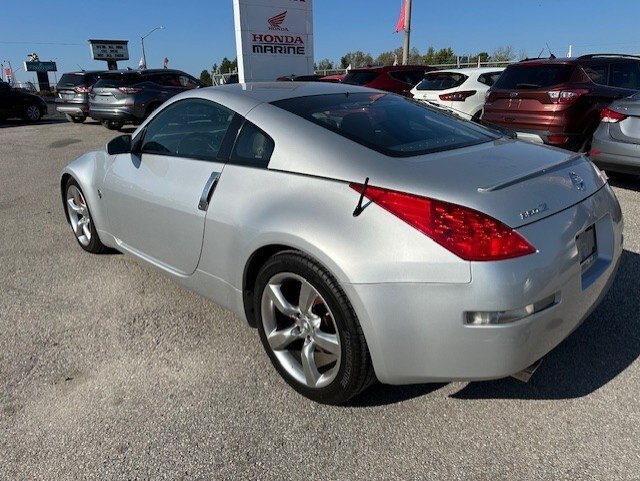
[{"xmin": 64, "ymin": 178, "xmax": 108, "ymax": 253}]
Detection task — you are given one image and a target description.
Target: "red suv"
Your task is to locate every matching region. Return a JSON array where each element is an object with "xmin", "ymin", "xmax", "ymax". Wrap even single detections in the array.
[
  {"xmin": 482, "ymin": 54, "xmax": 640, "ymax": 151},
  {"xmin": 342, "ymin": 65, "xmax": 435, "ymax": 96}
]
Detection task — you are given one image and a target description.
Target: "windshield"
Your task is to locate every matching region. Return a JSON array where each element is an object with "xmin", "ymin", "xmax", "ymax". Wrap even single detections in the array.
[
  {"xmin": 494, "ymin": 64, "xmax": 574, "ymax": 89},
  {"xmin": 272, "ymin": 93, "xmax": 499, "ymax": 157},
  {"xmin": 416, "ymin": 72, "xmax": 468, "ymax": 91},
  {"xmin": 93, "ymin": 73, "xmax": 142, "ymax": 89}
]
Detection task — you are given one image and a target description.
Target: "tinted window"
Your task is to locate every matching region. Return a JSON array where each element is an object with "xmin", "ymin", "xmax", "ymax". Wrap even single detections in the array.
[
  {"xmin": 343, "ymin": 71, "xmax": 379, "ymax": 85},
  {"xmin": 477, "ymin": 72, "xmax": 503, "ymax": 87},
  {"xmin": 178, "ymin": 75, "xmax": 199, "ymax": 88},
  {"xmin": 58, "ymin": 73, "xmax": 98, "ymax": 88},
  {"xmin": 389, "ymin": 70, "xmax": 428, "ymax": 86},
  {"xmin": 494, "ymin": 64, "xmax": 574, "ymax": 89},
  {"xmin": 231, "ymin": 121, "xmax": 275, "ymax": 167},
  {"xmin": 0, "ymin": 82, "xmax": 11, "ymax": 92},
  {"xmin": 94, "ymin": 73, "xmax": 143, "ymax": 88},
  {"xmin": 609, "ymin": 62, "xmax": 640, "ymax": 90},
  {"xmin": 583, "ymin": 64, "xmax": 608, "ymax": 85},
  {"xmin": 416, "ymin": 72, "xmax": 467, "ymax": 91},
  {"xmin": 141, "ymin": 99, "xmax": 235, "ymax": 161},
  {"xmin": 273, "ymin": 92, "xmax": 498, "ymax": 157}
]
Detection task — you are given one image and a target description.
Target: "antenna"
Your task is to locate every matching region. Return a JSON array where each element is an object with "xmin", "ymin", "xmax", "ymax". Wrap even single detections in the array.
[
  {"xmin": 537, "ymin": 48, "xmax": 544, "ymax": 58},
  {"xmin": 546, "ymin": 43, "xmax": 556, "ymax": 59}
]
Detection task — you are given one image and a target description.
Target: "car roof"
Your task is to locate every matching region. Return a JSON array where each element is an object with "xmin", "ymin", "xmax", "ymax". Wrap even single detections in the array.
[
  {"xmin": 348, "ymin": 65, "xmax": 433, "ymax": 73},
  {"xmin": 515, "ymin": 54, "xmax": 640, "ymax": 67},
  {"xmin": 98, "ymin": 69, "xmax": 185, "ymax": 75},
  {"xmin": 210, "ymin": 81, "xmax": 374, "ymax": 101},
  {"xmin": 426, "ymin": 67, "xmax": 505, "ymax": 75},
  {"xmin": 62, "ymin": 70, "xmax": 106, "ymax": 75}
]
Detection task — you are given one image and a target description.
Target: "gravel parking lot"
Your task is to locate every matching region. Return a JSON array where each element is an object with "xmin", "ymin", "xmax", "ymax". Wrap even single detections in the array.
[{"xmin": 1, "ymin": 111, "xmax": 639, "ymax": 480}]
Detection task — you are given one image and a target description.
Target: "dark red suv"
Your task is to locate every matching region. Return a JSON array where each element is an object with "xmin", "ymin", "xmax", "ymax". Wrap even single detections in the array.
[
  {"xmin": 482, "ymin": 54, "xmax": 640, "ymax": 151},
  {"xmin": 342, "ymin": 65, "xmax": 435, "ymax": 96}
]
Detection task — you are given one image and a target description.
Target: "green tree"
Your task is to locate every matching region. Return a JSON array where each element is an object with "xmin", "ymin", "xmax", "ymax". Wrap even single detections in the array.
[
  {"xmin": 219, "ymin": 57, "xmax": 238, "ymax": 73},
  {"xmin": 340, "ymin": 51, "xmax": 374, "ymax": 69},
  {"xmin": 491, "ymin": 46, "xmax": 515, "ymax": 62},
  {"xmin": 199, "ymin": 69, "xmax": 212, "ymax": 86},
  {"xmin": 315, "ymin": 58, "xmax": 335, "ymax": 71},
  {"xmin": 423, "ymin": 46, "xmax": 456, "ymax": 65}
]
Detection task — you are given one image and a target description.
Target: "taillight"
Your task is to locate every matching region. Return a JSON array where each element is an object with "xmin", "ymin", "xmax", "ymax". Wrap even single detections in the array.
[
  {"xmin": 600, "ymin": 107, "xmax": 628, "ymax": 123},
  {"xmin": 118, "ymin": 86, "xmax": 142, "ymax": 94},
  {"xmin": 547, "ymin": 89, "xmax": 589, "ymax": 104},
  {"xmin": 439, "ymin": 90, "xmax": 477, "ymax": 102},
  {"xmin": 547, "ymin": 135, "xmax": 570, "ymax": 144},
  {"xmin": 74, "ymin": 85, "xmax": 91, "ymax": 93},
  {"xmin": 350, "ymin": 184, "xmax": 536, "ymax": 261}
]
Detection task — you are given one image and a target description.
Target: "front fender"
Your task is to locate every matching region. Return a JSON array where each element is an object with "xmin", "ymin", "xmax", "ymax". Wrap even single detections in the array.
[{"xmin": 60, "ymin": 150, "xmax": 114, "ymax": 246}]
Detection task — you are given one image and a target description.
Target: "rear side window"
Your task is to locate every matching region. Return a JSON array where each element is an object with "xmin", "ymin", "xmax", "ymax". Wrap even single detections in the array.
[
  {"xmin": 273, "ymin": 92, "xmax": 498, "ymax": 157},
  {"xmin": 477, "ymin": 72, "xmax": 503, "ymax": 87},
  {"xmin": 583, "ymin": 64, "xmax": 608, "ymax": 85},
  {"xmin": 94, "ymin": 73, "xmax": 142, "ymax": 88},
  {"xmin": 493, "ymin": 64, "xmax": 574, "ymax": 89},
  {"xmin": 609, "ymin": 62, "xmax": 640, "ymax": 90},
  {"xmin": 389, "ymin": 70, "xmax": 428, "ymax": 86},
  {"xmin": 230, "ymin": 121, "xmax": 275, "ymax": 167},
  {"xmin": 141, "ymin": 99, "xmax": 235, "ymax": 161},
  {"xmin": 343, "ymin": 71, "xmax": 378, "ymax": 85},
  {"xmin": 416, "ymin": 72, "xmax": 467, "ymax": 91}
]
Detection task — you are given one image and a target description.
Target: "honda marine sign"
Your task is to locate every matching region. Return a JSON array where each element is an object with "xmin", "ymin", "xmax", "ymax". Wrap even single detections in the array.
[{"xmin": 233, "ymin": 0, "xmax": 314, "ymax": 82}]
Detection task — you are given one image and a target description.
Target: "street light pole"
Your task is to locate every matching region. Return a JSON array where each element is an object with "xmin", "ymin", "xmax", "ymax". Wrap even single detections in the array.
[
  {"xmin": 402, "ymin": 0, "xmax": 413, "ymax": 65},
  {"xmin": 140, "ymin": 26, "xmax": 165, "ymax": 69}
]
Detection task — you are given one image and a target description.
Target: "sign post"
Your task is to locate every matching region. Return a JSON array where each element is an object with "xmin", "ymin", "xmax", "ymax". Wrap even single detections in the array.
[{"xmin": 233, "ymin": 0, "xmax": 314, "ymax": 82}]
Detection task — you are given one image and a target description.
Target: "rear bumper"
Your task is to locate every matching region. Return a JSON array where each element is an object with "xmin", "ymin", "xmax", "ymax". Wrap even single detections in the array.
[
  {"xmin": 591, "ymin": 124, "xmax": 640, "ymax": 174},
  {"xmin": 55, "ymin": 100, "xmax": 88, "ymax": 116},
  {"xmin": 344, "ymin": 185, "xmax": 623, "ymax": 384},
  {"xmin": 89, "ymin": 106, "xmax": 139, "ymax": 122},
  {"xmin": 511, "ymin": 127, "xmax": 583, "ymax": 150}
]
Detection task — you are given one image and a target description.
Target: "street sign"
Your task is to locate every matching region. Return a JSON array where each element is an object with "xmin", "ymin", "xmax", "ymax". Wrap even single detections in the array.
[
  {"xmin": 88, "ymin": 40, "xmax": 130, "ymax": 61},
  {"xmin": 233, "ymin": 0, "xmax": 314, "ymax": 82},
  {"xmin": 24, "ymin": 61, "xmax": 57, "ymax": 72}
]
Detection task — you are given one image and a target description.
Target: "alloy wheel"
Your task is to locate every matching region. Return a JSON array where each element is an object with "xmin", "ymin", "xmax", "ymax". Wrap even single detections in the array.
[
  {"xmin": 261, "ymin": 272, "xmax": 341, "ymax": 389},
  {"xmin": 26, "ymin": 106, "xmax": 40, "ymax": 121},
  {"xmin": 66, "ymin": 185, "xmax": 92, "ymax": 247}
]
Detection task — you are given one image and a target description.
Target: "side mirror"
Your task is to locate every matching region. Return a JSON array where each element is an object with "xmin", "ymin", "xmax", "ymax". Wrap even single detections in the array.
[{"xmin": 106, "ymin": 134, "xmax": 132, "ymax": 155}]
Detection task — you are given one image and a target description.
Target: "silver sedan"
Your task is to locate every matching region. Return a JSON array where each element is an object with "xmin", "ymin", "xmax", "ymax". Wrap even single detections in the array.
[{"xmin": 61, "ymin": 82, "xmax": 623, "ymax": 404}]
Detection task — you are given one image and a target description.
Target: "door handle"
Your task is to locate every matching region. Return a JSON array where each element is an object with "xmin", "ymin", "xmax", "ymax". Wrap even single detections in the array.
[{"xmin": 198, "ymin": 171, "xmax": 221, "ymax": 211}]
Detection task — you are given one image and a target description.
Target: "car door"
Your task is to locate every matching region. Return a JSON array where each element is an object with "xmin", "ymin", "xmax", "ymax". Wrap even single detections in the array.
[
  {"xmin": 0, "ymin": 82, "xmax": 15, "ymax": 118},
  {"xmin": 102, "ymin": 98, "xmax": 239, "ymax": 275}
]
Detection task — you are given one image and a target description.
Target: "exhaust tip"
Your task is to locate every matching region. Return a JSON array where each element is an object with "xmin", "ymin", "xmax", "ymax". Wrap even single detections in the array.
[{"xmin": 511, "ymin": 358, "xmax": 543, "ymax": 383}]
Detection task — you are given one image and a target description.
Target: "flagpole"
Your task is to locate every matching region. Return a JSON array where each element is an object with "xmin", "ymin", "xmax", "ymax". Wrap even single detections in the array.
[{"xmin": 402, "ymin": 0, "xmax": 412, "ymax": 65}]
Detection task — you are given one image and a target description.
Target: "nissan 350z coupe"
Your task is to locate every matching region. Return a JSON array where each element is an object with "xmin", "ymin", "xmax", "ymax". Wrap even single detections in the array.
[{"xmin": 60, "ymin": 82, "xmax": 623, "ymax": 404}]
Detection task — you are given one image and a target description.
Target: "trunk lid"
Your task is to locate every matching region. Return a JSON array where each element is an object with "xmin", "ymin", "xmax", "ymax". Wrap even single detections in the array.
[
  {"xmin": 90, "ymin": 72, "xmax": 143, "ymax": 102},
  {"xmin": 607, "ymin": 97, "xmax": 640, "ymax": 144}
]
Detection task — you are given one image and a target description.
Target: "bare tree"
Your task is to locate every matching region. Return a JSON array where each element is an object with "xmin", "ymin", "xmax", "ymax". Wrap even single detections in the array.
[{"xmin": 491, "ymin": 46, "xmax": 515, "ymax": 62}]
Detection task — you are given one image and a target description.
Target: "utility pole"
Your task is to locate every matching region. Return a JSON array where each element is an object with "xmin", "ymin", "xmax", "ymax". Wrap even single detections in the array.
[
  {"xmin": 402, "ymin": 0, "xmax": 413, "ymax": 65},
  {"xmin": 140, "ymin": 26, "xmax": 165, "ymax": 69}
]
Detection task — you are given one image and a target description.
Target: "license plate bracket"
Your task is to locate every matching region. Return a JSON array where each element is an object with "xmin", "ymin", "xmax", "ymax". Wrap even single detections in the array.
[{"xmin": 576, "ymin": 225, "xmax": 597, "ymax": 268}]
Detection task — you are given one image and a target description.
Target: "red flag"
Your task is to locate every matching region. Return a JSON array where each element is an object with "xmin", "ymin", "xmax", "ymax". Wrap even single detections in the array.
[{"xmin": 395, "ymin": 0, "xmax": 407, "ymax": 32}]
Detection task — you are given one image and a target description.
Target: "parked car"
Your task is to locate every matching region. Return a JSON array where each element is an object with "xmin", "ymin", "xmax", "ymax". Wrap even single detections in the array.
[
  {"xmin": 277, "ymin": 74, "xmax": 326, "ymax": 82},
  {"xmin": 55, "ymin": 70, "xmax": 105, "ymax": 123},
  {"xmin": 483, "ymin": 54, "xmax": 640, "ymax": 151},
  {"xmin": 342, "ymin": 65, "xmax": 435, "ymax": 96},
  {"xmin": 411, "ymin": 67, "xmax": 505, "ymax": 121},
  {"xmin": 318, "ymin": 74, "xmax": 345, "ymax": 83},
  {"xmin": 61, "ymin": 82, "xmax": 622, "ymax": 404},
  {"xmin": 0, "ymin": 80, "xmax": 47, "ymax": 122},
  {"xmin": 590, "ymin": 92, "xmax": 640, "ymax": 178},
  {"xmin": 89, "ymin": 69, "xmax": 204, "ymax": 130}
]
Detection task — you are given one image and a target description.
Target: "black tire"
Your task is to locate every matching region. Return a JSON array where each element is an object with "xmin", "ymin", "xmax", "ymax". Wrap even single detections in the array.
[
  {"xmin": 64, "ymin": 178, "xmax": 109, "ymax": 254},
  {"xmin": 66, "ymin": 114, "xmax": 86, "ymax": 124},
  {"xmin": 144, "ymin": 103, "xmax": 161, "ymax": 119},
  {"xmin": 23, "ymin": 104, "xmax": 42, "ymax": 122},
  {"xmin": 103, "ymin": 120, "xmax": 123, "ymax": 131},
  {"xmin": 254, "ymin": 251, "xmax": 376, "ymax": 404}
]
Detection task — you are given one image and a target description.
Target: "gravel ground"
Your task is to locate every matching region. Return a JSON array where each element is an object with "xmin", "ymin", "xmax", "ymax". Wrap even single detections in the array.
[{"xmin": 0, "ymin": 114, "xmax": 639, "ymax": 480}]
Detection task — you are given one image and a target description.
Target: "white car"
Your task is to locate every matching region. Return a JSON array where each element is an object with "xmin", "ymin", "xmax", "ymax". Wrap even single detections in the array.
[{"xmin": 410, "ymin": 67, "xmax": 505, "ymax": 121}]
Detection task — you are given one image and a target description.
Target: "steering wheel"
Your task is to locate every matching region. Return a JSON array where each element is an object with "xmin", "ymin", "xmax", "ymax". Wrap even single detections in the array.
[{"xmin": 176, "ymin": 132, "xmax": 217, "ymax": 157}]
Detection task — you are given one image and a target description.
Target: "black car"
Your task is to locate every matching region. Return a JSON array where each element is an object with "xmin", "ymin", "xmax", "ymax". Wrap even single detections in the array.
[
  {"xmin": 89, "ymin": 69, "xmax": 204, "ymax": 130},
  {"xmin": 0, "ymin": 81, "xmax": 48, "ymax": 122},
  {"xmin": 55, "ymin": 71, "xmax": 105, "ymax": 123}
]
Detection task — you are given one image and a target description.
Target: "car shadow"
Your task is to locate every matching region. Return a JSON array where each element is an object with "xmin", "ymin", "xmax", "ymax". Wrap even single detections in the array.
[
  {"xmin": 608, "ymin": 177, "xmax": 640, "ymax": 193},
  {"xmin": 350, "ymin": 249, "xmax": 639, "ymax": 407},
  {"xmin": 0, "ymin": 117, "xmax": 68, "ymax": 129}
]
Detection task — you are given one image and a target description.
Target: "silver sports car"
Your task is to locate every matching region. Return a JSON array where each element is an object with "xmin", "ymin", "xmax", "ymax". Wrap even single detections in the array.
[{"xmin": 61, "ymin": 82, "xmax": 623, "ymax": 404}]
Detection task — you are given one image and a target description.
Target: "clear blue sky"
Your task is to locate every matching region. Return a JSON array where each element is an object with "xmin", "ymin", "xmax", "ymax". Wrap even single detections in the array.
[{"xmin": 1, "ymin": 0, "xmax": 640, "ymax": 83}]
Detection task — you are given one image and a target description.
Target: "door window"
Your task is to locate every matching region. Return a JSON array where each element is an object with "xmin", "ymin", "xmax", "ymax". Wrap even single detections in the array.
[
  {"xmin": 583, "ymin": 63, "xmax": 608, "ymax": 85},
  {"xmin": 141, "ymin": 99, "xmax": 235, "ymax": 161}
]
